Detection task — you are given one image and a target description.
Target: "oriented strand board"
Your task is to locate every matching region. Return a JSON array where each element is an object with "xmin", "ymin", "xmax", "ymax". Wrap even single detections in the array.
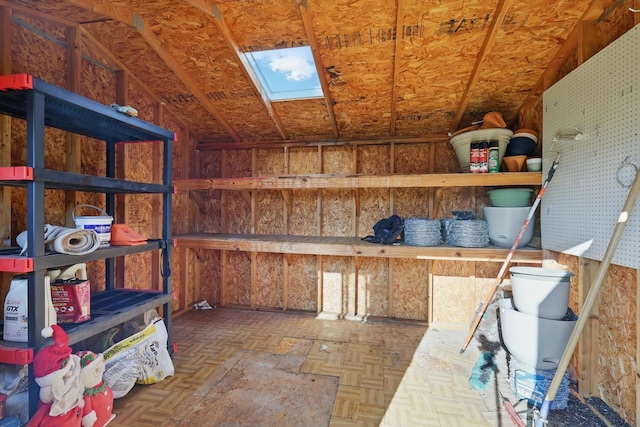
[
  {"xmin": 289, "ymin": 147, "xmax": 319, "ymax": 174},
  {"xmin": 321, "ymin": 256, "xmax": 355, "ymax": 316},
  {"xmin": 225, "ymin": 192, "xmax": 251, "ymax": 233},
  {"xmin": 357, "ymin": 188, "xmax": 391, "ymax": 238},
  {"xmin": 287, "ymin": 254, "xmax": 318, "ymax": 312},
  {"xmin": 256, "ymin": 252, "xmax": 283, "ymax": 308},
  {"xmin": 393, "ymin": 188, "xmax": 429, "ymax": 218},
  {"xmin": 226, "ymin": 149, "xmax": 252, "ymax": 178},
  {"xmin": 196, "ymin": 248, "xmax": 221, "ymax": 306},
  {"xmin": 432, "ymin": 275, "xmax": 474, "ymax": 324},
  {"xmin": 597, "ymin": 264, "xmax": 636, "ymax": 424},
  {"xmin": 357, "ymin": 257, "xmax": 389, "ymax": 318},
  {"xmin": 321, "ymin": 189, "xmax": 354, "ymax": 237},
  {"xmin": 394, "ymin": 143, "xmax": 430, "ymax": 174},
  {"xmin": 357, "ymin": 145, "xmax": 390, "ymax": 175},
  {"xmin": 391, "ymin": 259, "xmax": 428, "ymax": 321},
  {"xmin": 224, "ymin": 251, "xmax": 252, "ymax": 306},
  {"xmin": 255, "ymin": 148, "xmax": 285, "ymax": 176},
  {"xmin": 288, "ymin": 190, "xmax": 317, "ymax": 236},
  {"xmin": 322, "ymin": 146, "xmax": 352, "ymax": 174},
  {"xmin": 255, "ymin": 191, "xmax": 285, "ymax": 234}
]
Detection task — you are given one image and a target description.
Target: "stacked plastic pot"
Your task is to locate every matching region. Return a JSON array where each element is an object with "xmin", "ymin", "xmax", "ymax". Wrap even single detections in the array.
[{"xmin": 499, "ymin": 267, "xmax": 578, "ymax": 409}]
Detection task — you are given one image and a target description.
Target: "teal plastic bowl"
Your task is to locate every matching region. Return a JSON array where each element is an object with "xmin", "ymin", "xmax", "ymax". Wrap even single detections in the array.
[{"xmin": 488, "ymin": 188, "xmax": 533, "ymax": 207}]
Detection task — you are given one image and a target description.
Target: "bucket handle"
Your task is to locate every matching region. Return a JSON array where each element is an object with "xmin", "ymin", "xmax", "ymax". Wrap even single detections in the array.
[{"xmin": 72, "ymin": 204, "xmax": 111, "ymax": 221}]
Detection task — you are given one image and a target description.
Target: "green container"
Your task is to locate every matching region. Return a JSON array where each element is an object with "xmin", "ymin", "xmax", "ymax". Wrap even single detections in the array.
[{"xmin": 487, "ymin": 188, "xmax": 533, "ymax": 207}]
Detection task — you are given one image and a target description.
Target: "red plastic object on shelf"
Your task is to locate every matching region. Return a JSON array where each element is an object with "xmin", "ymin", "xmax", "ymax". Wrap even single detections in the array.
[
  {"xmin": 0, "ymin": 167, "xmax": 34, "ymax": 181},
  {"xmin": 0, "ymin": 73, "xmax": 33, "ymax": 91},
  {"xmin": 0, "ymin": 346, "xmax": 33, "ymax": 365},
  {"xmin": 0, "ymin": 258, "xmax": 34, "ymax": 273}
]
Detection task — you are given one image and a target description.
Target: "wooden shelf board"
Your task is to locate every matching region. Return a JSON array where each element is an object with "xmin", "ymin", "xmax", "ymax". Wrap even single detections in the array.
[
  {"xmin": 174, "ymin": 172, "xmax": 542, "ymax": 191},
  {"xmin": 175, "ymin": 233, "xmax": 543, "ymax": 263}
]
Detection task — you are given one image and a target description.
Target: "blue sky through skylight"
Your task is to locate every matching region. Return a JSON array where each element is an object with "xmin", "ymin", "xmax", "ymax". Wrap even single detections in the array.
[{"xmin": 246, "ymin": 46, "xmax": 322, "ymax": 101}]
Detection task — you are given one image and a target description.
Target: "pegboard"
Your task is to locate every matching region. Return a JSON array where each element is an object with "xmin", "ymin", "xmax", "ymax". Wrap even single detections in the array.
[{"xmin": 542, "ymin": 24, "xmax": 640, "ymax": 269}]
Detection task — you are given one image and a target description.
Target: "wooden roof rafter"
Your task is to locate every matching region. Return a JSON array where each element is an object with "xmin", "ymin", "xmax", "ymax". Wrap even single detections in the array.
[
  {"xmin": 516, "ymin": 0, "xmax": 611, "ymax": 118},
  {"xmin": 80, "ymin": 28, "xmax": 191, "ymax": 132},
  {"xmin": 296, "ymin": 0, "xmax": 339, "ymax": 138},
  {"xmin": 65, "ymin": 0, "xmax": 242, "ymax": 142},
  {"xmin": 184, "ymin": 0, "xmax": 290, "ymax": 140},
  {"xmin": 388, "ymin": 0, "xmax": 404, "ymax": 136},
  {"xmin": 448, "ymin": 0, "xmax": 514, "ymax": 133}
]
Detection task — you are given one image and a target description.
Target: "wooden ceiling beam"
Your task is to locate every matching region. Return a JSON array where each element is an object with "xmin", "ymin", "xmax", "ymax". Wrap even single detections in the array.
[
  {"xmin": 80, "ymin": 28, "xmax": 191, "ymax": 132},
  {"xmin": 296, "ymin": 0, "xmax": 339, "ymax": 138},
  {"xmin": 448, "ymin": 0, "xmax": 514, "ymax": 133},
  {"xmin": 184, "ymin": 0, "xmax": 289, "ymax": 140},
  {"xmin": 66, "ymin": 0, "xmax": 242, "ymax": 142},
  {"xmin": 389, "ymin": 0, "xmax": 404, "ymax": 136}
]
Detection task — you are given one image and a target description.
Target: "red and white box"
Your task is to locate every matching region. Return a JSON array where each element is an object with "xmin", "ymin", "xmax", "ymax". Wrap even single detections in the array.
[{"xmin": 50, "ymin": 279, "xmax": 91, "ymax": 323}]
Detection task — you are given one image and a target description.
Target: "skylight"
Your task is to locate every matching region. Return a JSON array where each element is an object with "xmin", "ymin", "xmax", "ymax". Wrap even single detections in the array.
[{"xmin": 245, "ymin": 46, "xmax": 322, "ymax": 101}]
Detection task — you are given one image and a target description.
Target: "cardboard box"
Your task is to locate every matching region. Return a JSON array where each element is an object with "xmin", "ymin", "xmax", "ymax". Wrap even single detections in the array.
[{"xmin": 50, "ymin": 279, "xmax": 91, "ymax": 323}]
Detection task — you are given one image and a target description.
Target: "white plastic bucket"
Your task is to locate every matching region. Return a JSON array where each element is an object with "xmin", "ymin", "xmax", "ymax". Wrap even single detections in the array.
[{"xmin": 72, "ymin": 204, "xmax": 113, "ymax": 247}]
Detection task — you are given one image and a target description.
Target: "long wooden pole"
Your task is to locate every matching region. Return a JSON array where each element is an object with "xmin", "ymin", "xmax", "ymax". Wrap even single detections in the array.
[
  {"xmin": 460, "ymin": 155, "xmax": 560, "ymax": 353},
  {"xmin": 536, "ymin": 166, "xmax": 640, "ymax": 426}
]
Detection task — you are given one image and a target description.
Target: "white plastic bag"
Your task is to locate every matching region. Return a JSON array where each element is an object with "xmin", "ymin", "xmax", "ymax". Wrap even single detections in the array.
[{"xmin": 102, "ymin": 317, "xmax": 174, "ymax": 398}]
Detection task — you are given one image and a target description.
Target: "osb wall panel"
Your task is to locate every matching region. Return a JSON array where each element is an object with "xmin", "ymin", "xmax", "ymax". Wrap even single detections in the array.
[
  {"xmin": 434, "ymin": 141, "xmax": 460, "ymax": 174},
  {"xmin": 289, "ymin": 147, "xmax": 319, "ymax": 174},
  {"xmin": 11, "ymin": 13, "xmax": 66, "ymax": 88},
  {"xmin": 225, "ymin": 192, "xmax": 251, "ymax": 233},
  {"xmin": 10, "ymin": 16, "xmax": 68, "ymax": 237},
  {"xmin": 392, "ymin": 143, "xmax": 430, "ymax": 218},
  {"xmin": 393, "ymin": 188, "xmax": 429, "ymax": 218},
  {"xmin": 288, "ymin": 190, "xmax": 317, "ymax": 236},
  {"xmin": 255, "ymin": 191, "xmax": 285, "ymax": 234},
  {"xmin": 198, "ymin": 151, "xmax": 222, "ymax": 233},
  {"xmin": 255, "ymin": 148, "xmax": 285, "ymax": 176},
  {"xmin": 433, "ymin": 259, "xmax": 469, "ymax": 277},
  {"xmin": 287, "ymin": 254, "xmax": 318, "ymax": 312},
  {"xmin": 321, "ymin": 256, "xmax": 355, "ymax": 315},
  {"xmin": 356, "ymin": 145, "xmax": 390, "ymax": 174},
  {"xmin": 195, "ymin": 248, "xmax": 221, "ymax": 306},
  {"xmin": 358, "ymin": 188, "xmax": 391, "ymax": 238},
  {"xmin": 595, "ymin": 0, "xmax": 637, "ymax": 52},
  {"xmin": 394, "ymin": 143, "xmax": 430, "ymax": 174},
  {"xmin": 200, "ymin": 150, "xmax": 222, "ymax": 178},
  {"xmin": 432, "ymin": 276, "xmax": 474, "ymax": 324},
  {"xmin": 321, "ymin": 189, "xmax": 354, "ymax": 237},
  {"xmin": 391, "ymin": 259, "xmax": 428, "ymax": 321},
  {"xmin": 597, "ymin": 265, "xmax": 636, "ymax": 424},
  {"xmin": 225, "ymin": 149, "xmax": 252, "ymax": 177},
  {"xmin": 171, "ymin": 247, "xmax": 184, "ymax": 313},
  {"xmin": 321, "ymin": 146, "xmax": 352, "ymax": 174},
  {"xmin": 356, "ymin": 145, "xmax": 391, "ymax": 236},
  {"xmin": 224, "ymin": 251, "xmax": 251, "ymax": 306},
  {"xmin": 434, "ymin": 187, "xmax": 474, "ymax": 218},
  {"xmin": 256, "ymin": 252, "xmax": 283, "ymax": 309},
  {"xmin": 357, "ymin": 257, "xmax": 389, "ymax": 318}
]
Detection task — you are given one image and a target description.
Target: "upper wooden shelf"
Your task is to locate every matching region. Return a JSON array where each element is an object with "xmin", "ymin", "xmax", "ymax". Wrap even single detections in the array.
[
  {"xmin": 174, "ymin": 172, "xmax": 542, "ymax": 191},
  {"xmin": 175, "ymin": 233, "xmax": 543, "ymax": 264}
]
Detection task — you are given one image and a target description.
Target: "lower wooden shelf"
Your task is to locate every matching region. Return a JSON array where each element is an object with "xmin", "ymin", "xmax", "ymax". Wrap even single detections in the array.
[{"xmin": 175, "ymin": 233, "xmax": 542, "ymax": 263}]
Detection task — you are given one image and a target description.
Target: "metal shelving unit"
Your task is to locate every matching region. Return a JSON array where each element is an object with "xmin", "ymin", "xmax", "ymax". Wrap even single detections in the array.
[{"xmin": 0, "ymin": 73, "xmax": 174, "ymax": 416}]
